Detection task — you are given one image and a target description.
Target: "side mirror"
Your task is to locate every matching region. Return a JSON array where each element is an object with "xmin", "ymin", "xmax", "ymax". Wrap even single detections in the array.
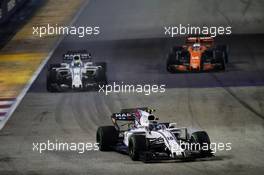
[{"xmin": 169, "ymin": 123, "xmax": 177, "ymax": 128}]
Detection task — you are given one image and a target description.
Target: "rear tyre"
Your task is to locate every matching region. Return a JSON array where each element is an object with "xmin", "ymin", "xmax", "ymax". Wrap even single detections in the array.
[
  {"xmin": 95, "ymin": 62, "xmax": 107, "ymax": 86},
  {"xmin": 96, "ymin": 126, "xmax": 118, "ymax": 151},
  {"xmin": 216, "ymin": 45, "xmax": 229, "ymax": 63},
  {"xmin": 166, "ymin": 53, "xmax": 176, "ymax": 73},
  {"xmin": 128, "ymin": 135, "xmax": 147, "ymax": 161},
  {"xmin": 95, "ymin": 62, "xmax": 107, "ymax": 72},
  {"xmin": 167, "ymin": 46, "xmax": 190, "ymax": 73},
  {"xmin": 219, "ymin": 57, "xmax": 226, "ymax": 71},
  {"xmin": 213, "ymin": 50, "xmax": 226, "ymax": 71},
  {"xmin": 46, "ymin": 64, "xmax": 61, "ymax": 92},
  {"xmin": 167, "ymin": 51, "xmax": 180, "ymax": 73},
  {"xmin": 46, "ymin": 70, "xmax": 58, "ymax": 92},
  {"xmin": 190, "ymin": 131, "xmax": 212, "ymax": 157}
]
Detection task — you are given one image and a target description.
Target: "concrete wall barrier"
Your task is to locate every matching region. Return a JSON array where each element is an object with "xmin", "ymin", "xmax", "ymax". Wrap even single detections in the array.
[{"xmin": 0, "ymin": 0, "xmax": 27, "ymax": 24}]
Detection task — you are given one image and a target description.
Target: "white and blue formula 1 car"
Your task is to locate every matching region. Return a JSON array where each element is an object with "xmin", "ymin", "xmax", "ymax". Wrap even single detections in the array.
[
  {"xmin": 97, "ymin": 107, "xmax": 213, "ymax": 162},
  {"xmin": 46, "ymin": 50, "xmax": 107, "ymax": 92}
]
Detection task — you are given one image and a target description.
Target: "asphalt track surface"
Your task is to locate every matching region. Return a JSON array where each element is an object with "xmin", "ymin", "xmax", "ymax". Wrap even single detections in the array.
[{"xmin": 1, "ymin": 0, "xmax": 264, "ymax": 174}]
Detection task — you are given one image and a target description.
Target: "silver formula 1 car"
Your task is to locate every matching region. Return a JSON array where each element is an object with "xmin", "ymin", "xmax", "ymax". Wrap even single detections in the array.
[
  {"xmin": 46, "ymin": 50, "xmax": 107, "ymax": 92},
  {"xmin": 97, "ymin": 107, "xmax": 213, "ymax": 162}
]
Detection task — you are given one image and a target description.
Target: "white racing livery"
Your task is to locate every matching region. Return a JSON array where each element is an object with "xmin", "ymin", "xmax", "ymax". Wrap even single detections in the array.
[
  {"xmin": 97, "ymin": 107, "xmax": 213, "ymax": 162},
  {"xmin": 46, "ymin": 50, "xmax": 107, "ymax": 92}
]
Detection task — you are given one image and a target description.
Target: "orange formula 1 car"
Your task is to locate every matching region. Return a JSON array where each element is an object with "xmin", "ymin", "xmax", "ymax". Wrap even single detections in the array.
[{"xmin": 166, "ymin": 36, "xmax": 228, "ymax": 72}]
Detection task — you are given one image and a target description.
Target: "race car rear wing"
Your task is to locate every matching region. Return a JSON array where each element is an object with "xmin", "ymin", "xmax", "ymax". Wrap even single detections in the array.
[
  {"xmin": 112, "ymin": 112, "xmax": 135, "ymax": 121},
  {"xmin": 121, "ymin": 107, "xmax": 155, "ymax": 114},
  {"xmin": 63, "ymin": 50, "xmax": 92, "ymax": 61},
  {"xmin": 111, "ymin": 107, "xmax": 155, "ymax": 121},
  {"xmin": 186, "ymin": 36, "xmax": 214, "ymax": 45}
]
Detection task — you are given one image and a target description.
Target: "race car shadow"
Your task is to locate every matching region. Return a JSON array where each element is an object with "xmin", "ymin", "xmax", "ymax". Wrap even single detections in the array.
[
  {"xmin": 141, "ymin": 155, "xmax": 233, "ymax": 164},
  {"xmin": 112, "ymin": 147, "xmax": 233, "ymax": 164},
  {"xmin": 29, "ymin": 82, "xmax": 107, "ymax": 93}
]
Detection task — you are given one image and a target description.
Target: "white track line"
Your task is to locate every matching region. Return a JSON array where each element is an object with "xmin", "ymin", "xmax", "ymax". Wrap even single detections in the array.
[{"xmin": 0, "ymin": 0, "xmax": 91, "ymax": 130}]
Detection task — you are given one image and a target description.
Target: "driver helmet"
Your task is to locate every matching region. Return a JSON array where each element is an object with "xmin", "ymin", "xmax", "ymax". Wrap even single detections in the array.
[
  {"xmin": 192, "ymin": 43, "xmax": 201, "ymax": 50},
  {"xmin": 149, "ymin": 121, "xmax": 160, "ymax": 131},
  {"xmin": 72, "ymin": 55, "xmax": 82, "ymax": 67},
  {"xmin": 73, "ymin": 55, "xmax": 80, "ymax": 60}
]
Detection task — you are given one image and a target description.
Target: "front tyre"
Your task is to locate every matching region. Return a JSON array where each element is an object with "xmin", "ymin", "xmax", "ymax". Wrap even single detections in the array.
[
  {"xmin": 96, "ymin": 126, "xmax": 118, "ymax": 151},
  {"xmin": 128, "ymin": 135, "xmax": 147, "ymax": 161},
  {"xmin": 190, "ymin": 131, "xmax": 212, "ymax": 157},
  {"xmin": 46, "ymin": 71, "xmax": 58, "ymax": 92}
]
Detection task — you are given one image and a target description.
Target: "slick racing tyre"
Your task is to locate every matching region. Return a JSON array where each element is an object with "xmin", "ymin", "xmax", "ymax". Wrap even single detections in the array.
[
  {"xmin": 213, "ymin": 49, "xmax": 226, "ymax": 71},
  {"xmin": 95, "ymin": 62, "xmax": 107, "ymax": 85},
  {"xmin": 216, "ymin": 45, "xmax": 229, "ymax": 63},
  {"xmin": 96, "ymin": 62, "xmax": 107, "ymax": 72},
  {"xmin": 167, "ymin": 46, "xmax": 183, "ymax": 72},
  {"xmin": 96, "ymin": 126, "xmax": 118, "ymax": 151},
  {"xmin": 167, "ymin": 46, "xmax": 190, "ymax": 73},
  {"xmin": 128, "ymin": 135, "xmax": 147, "ymax": 161},
  {"xmin": 190, "ymin": 131, "xmax": 212, "ymax": 157},
  {"xmin": 166, "ymin": 53, "xmax": 176, "ymax": 73},
  {"xmin": 46, "ymin": 64, "xmax": 61, "ymax": 92},
  {"xmin": 46, "ymin": 70, "xmax": 58, "ymax": 92}
]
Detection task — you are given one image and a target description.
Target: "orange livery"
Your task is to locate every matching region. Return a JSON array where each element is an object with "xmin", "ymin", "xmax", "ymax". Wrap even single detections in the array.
[{"xmin": 167, "ymin": 36, "xmax": 228, "ymax": 72}]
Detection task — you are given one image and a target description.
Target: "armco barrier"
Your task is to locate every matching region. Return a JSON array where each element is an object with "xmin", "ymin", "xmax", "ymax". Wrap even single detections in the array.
[{"xmin": 0, "ymin": 0, "xmax": 27, "ymax": 24}]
